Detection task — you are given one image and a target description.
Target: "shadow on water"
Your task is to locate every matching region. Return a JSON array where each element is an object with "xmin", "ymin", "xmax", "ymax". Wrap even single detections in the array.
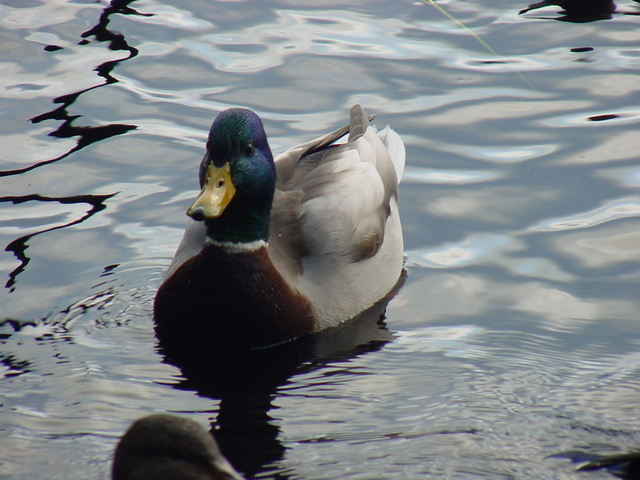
[
  {"xmin": 156, "ymin": 282, "xmax": 404, "ymax": 478},
  {"xmin": 518, "ymin": 0, "xmax": 640, "ymax": 22},
  {"xmin": 1, "ymin": 0, "xmax": 147, "ymax": 290},
  {"xmin": 0, "ymin": 193, "xmax": 115, "ymax": 291},
  {"xmin": 0, "ymin": 0, "xmax": 146, "ymax": 179}
]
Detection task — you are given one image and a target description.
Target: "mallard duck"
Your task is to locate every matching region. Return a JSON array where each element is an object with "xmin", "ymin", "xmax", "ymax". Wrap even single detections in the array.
[
  {"xmin": 112, "ymin": 414, "xmax": 244, "ymax": 480},
  {"xmin": 154, "ymin": 105, "xmax": 405, "ymax": 350}
]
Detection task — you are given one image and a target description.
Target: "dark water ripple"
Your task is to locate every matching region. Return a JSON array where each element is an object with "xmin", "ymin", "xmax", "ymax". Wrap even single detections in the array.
[{"xmin": 0, "ymin": 193, "xmax": 115, "ymax": 291}]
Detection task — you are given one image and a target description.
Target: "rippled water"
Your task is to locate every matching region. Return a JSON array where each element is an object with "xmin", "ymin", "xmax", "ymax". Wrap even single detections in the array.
[{"xmin": 2, "ymin": 0, "xmax": 640, "ymax": 479}]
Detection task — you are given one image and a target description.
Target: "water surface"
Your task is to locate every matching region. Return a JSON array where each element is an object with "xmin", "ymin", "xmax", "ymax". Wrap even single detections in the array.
[{"xmin": 2, "ymin": 0, "xmax": 640, "ymax": 478}]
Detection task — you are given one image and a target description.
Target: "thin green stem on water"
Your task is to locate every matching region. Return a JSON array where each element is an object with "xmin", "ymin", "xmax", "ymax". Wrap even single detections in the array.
[{"xmin": 419, "ymin": 0, "xmax": 537, "ymax": 91}]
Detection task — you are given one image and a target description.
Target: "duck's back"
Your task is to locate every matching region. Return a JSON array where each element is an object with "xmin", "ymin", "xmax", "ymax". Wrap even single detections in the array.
[{"xmin": 268, "ymin": 105, "xmax": 405, "ymax": 331}]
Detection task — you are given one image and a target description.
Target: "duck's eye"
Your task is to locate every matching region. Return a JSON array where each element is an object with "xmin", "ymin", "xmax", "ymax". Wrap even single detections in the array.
[{"xmin": 244, "ymin": 143, "xmax": 254, "ymax": 156}]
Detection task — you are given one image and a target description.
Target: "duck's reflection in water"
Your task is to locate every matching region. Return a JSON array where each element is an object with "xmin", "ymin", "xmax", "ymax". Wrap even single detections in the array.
[{"xmin": 156, "ymin": 278, "xmax": 402, "ymax": 478}]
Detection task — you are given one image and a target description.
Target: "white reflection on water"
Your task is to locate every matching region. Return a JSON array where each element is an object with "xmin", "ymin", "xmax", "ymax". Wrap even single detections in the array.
[
  {"xmin": 189, "ymin": 9, "xmax": 450, "ymax": 73},
  {"xmin": 455, "ymin": 56, "xmax": 548, "ymax": 72},
  {"xmin": 424, "ymin": 99, "xmax": 593, "ymax": 126},
  {"xmin": 115, "ymin": 223, "xmax": 182, "ymax": 264},
  {"xmin": 0, "ymin": 202, "xmax": 89, "ymax": 235},
  {"xmin": 406, "ymin": 234, "xmax": 573, "ymax": 283},
  {"xmin": 402, "ymin": 167, "xmax": 500, "ymax": 184},
  {"xmin": 424, "ymin": 186, "xmax": 559, "ymax": 224},
  {"xmin": 553, "ymin": 220, "xmax": 640, "ymax": 268},
  {"xmin": 406, "ymin": 234, "xmax": 519, "ymax": 268},
  {"xmin": 392, "ymin": 270, "xmax": 640, "ymax": 333},
  {"xmin": 531, "ymin": 197, "xmax": 640, "ymax": 231},
  {"xmin": 545, "ymin": 107, "xmax": 640, "ymax": 127},
  {"xmin": 392, "ymin": 325, "xmax": 486, "ymax": 357},
  {"xmin": 561, "ymin": 130, "xmax": 640, "ymax": 164},
  {"xmin": 134, "ymin": 4, "xmax": 211, "ymax": 30},
  {"xmin": 0, "ymin": 2, "xmax": 93, "ymax": 30},
  {"xmin": 598, "ymin": 165, "xmax": 640, "ymax": 187},
  {"xmin": 560, "ymin": 73, "xmax": 640, "ymax": 97},
  {"xmin": 438, "ymin": 142, "xmax": 557, "ymax": 163}
]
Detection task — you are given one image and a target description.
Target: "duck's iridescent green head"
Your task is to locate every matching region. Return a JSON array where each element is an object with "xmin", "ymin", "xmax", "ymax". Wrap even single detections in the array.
[{"xmin": 187, "ymin": 108, "xmax": 275, "ymax": 244}]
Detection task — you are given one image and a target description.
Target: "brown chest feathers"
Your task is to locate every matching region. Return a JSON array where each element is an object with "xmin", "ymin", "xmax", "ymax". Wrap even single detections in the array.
[{"xmin": 153, "ymin": 245, "xmax": 315, "ymax": 351}]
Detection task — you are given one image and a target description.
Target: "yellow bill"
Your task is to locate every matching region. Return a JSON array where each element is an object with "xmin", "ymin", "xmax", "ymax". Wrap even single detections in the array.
[{"xmin": 187, "ymin": 163, "xmax": 236, "ymax": 219}]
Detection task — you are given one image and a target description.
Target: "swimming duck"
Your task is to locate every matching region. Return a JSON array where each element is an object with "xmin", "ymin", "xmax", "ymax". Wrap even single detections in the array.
[
  {"xmin": 518, "ymin": 0, "xmax": 617, "ymax": 22},
  {"xmin": 153, "ymin": 105, "xmax": 405, "ymax": 350},
  {"xmin": 577, "ymin": 451, "xmax": 640, "ymax": 479},
  {"xmin": 112, "ymin": 413, "xmax": 244, "ymax": 480}
]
